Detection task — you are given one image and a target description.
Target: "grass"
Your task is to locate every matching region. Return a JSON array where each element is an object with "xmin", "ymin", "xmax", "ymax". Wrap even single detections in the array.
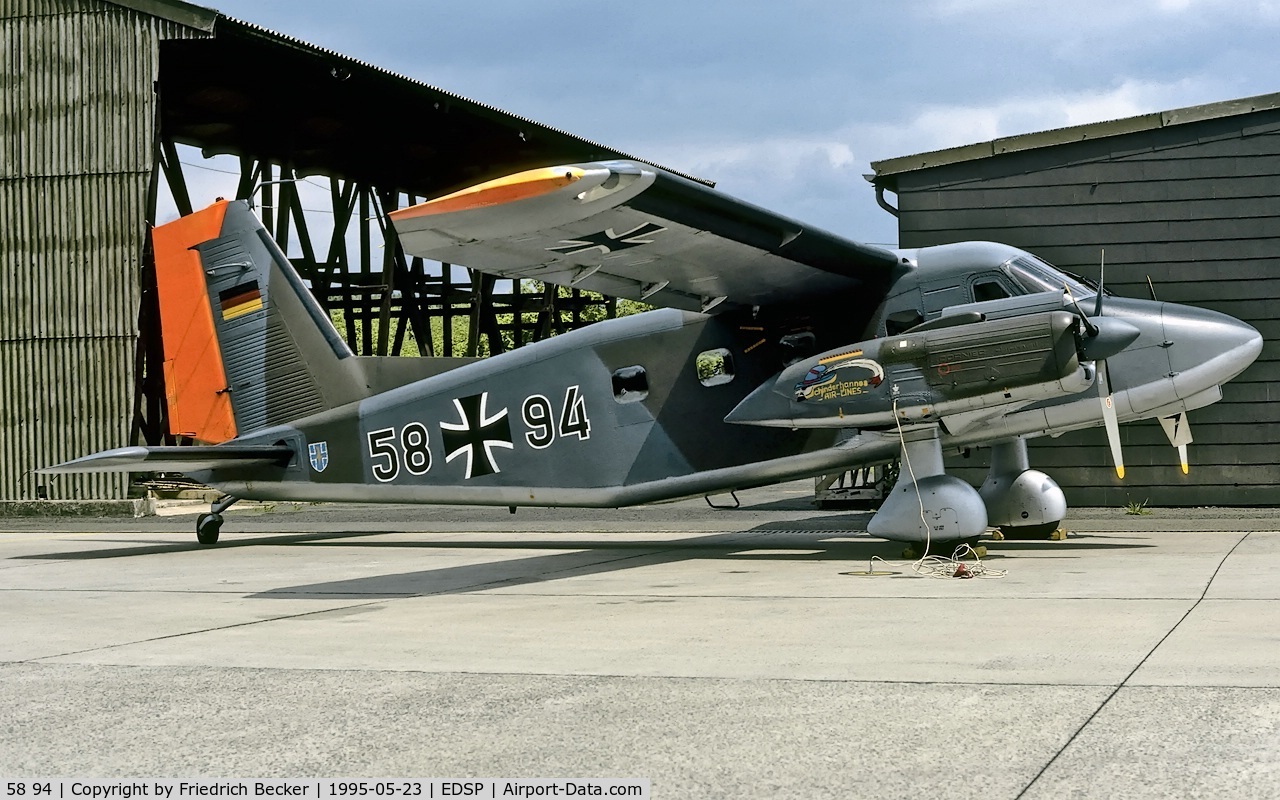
[{"xmin": 1124, "ymin": 498, "xmax": 1153, "ymax": 516}]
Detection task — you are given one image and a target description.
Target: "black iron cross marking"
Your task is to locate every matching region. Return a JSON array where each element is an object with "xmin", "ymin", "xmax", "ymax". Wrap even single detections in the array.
[
  {"xmin": 440, "ymin": 392, "xmax": 514, "ymax": 479},
  {"xmin": 546, "ymin": 222, "xmax": 667, "ymax": 256}
]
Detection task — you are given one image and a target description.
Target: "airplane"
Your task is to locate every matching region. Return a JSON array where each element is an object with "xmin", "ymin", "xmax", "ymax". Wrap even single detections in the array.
[{"xmin": 41, "ymin": 160, "xmax": 1263, "ymax": 554}]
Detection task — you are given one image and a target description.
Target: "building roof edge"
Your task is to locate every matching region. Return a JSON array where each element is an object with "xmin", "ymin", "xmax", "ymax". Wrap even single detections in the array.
[{"xmin": 871, "ymin": 91, "xmax": 1280, "ymax": 183}]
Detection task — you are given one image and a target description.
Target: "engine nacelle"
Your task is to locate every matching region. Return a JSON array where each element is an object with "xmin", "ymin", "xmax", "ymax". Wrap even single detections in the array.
[{"xmin": 726, "ymin": 310, "xmax": 1089, "ymax": 429}]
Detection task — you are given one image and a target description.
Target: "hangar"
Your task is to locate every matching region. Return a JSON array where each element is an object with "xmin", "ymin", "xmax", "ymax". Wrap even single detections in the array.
[
  {"xmin": 1, "ymin": 0, "xmax": 697, "ymax": 502},
  {"xmin": 872, "ymin": 95, "xmax": 1280, "ymax": 505},
  {"xmin": 3, "ymin": 0, "xmax": 1274, "ymax": 508}
]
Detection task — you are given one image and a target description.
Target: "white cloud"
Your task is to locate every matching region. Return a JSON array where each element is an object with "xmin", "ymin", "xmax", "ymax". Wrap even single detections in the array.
[
  {"xmin": 1153, "ymin": 0, "xmax": 1280, "ymax": 14},
  {"xmin": 859, "ymin": 76, "xmax": 1232, "ymax": 160},
  {"xmin": 618, "ymin": 74, "xmax": 1249, "ymax": 245},
  {"xmin": 651, "ymin": 134, "xmax": 858, "ymax": 179},
  {"xmin": 924, "ymin": 0, "xmax": 1280, "ymax": 30},
  {"xmin": 183, "ymin": 0, "xmax": 1280, "ymax": 251}
]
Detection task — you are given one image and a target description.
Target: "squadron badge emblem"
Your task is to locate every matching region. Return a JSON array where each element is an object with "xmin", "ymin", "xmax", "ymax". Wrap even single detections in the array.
[{"xmin": 308, "ymin": 441, "xmax": 330, "ymax": 472}]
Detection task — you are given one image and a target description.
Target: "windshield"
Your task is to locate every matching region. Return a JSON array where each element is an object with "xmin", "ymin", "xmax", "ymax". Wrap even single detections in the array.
[{"xmin": 1007, "ymin": 256, "xmax": 1096, "ymax": 297}]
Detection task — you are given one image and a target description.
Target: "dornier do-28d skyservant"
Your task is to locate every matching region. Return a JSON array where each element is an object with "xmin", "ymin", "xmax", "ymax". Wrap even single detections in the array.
[{"xmin": 43, "ymin": 160, "xmax": 1262, "ymax": 550}]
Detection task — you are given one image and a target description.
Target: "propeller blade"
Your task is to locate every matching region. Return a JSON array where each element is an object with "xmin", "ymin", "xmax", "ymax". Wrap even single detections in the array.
[
  {"xmin": 1093, "ymin": 249, "xmax": 1105, "ymax": 318},
  {"xmin": 1098, "ymin": 361, "xmax": 1124, "ymax": 479},
  {"xmin": 1158, "ymin": 413, "xmax": 1193, "ymax": 475},
  {"xmin": 1064, "ymin": 284, "xmax": 1099, "ymax": 337}
]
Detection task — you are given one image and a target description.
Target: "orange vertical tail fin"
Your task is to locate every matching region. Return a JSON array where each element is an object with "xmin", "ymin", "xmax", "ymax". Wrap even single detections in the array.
[
  {"xmin": 152, "ymin": 200, "xmax": 364, "ymax": 444},
  {"xmin": 152, "ymin": 201, "xmax": 237, "ymax": 444}
]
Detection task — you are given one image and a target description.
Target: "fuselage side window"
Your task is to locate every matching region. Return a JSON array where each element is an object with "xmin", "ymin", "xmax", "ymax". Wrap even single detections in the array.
[
  {"xmin": 973, "ymin": 280, "xmax": 1012, "ymax": 302},
  {"xmin": 885, "ymin": 309, "xmax": 924, "ymax": 336},
  {"xmin": 612, "ymin": 365, "xmax": 649, "ymax": 403},
  {"xmin": 696, "ymin": 348, "xmax": 735, "ymax": 387}
]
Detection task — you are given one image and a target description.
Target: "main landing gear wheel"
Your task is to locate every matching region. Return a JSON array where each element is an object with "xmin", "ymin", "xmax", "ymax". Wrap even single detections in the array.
[
  {"xmin": 195, "ymin": 512, "xmax": 223, "ymax": 545},
  {"xmin": 902, "ymin": 537, "xmax": 987, "ymax": 560},
  {"xmin": 998, "ymin": 521, "xmax": 1062, "ymax": 540}
]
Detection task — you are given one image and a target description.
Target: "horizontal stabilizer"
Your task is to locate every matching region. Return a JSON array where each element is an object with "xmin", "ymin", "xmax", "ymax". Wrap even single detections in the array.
[{"xmin": 39, "ymin": 445, "xmax": 293, "ymax": 475}]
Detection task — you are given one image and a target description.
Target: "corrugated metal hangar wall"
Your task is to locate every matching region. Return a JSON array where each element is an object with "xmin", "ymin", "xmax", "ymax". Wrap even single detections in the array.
[
  {"xmin": 0, "ymin": 0, "xmax": 657, "ymax": 502},
  {"xmin": 873, "ymin": 97, "xmax": 1280, "ymax": 506},
  {"xmin": 1, "ymin": 0, "xmax": 210, "ymax": 501}
]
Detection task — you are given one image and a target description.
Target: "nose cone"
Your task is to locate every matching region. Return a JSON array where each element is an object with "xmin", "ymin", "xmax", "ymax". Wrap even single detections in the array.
[{"xmin": 1163, "ymin": 302, "xmax": 1263, "ymax": 389}]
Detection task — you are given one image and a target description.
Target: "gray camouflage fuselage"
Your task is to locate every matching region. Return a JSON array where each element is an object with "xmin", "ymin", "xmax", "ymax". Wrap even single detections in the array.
[
  {"xmin": 41, "ymin": 173, "xmax": 1263, "ymax": 546},
  {"xmin": 208, "ymin": 242, "xmax": 1259, "ymax": 508}
]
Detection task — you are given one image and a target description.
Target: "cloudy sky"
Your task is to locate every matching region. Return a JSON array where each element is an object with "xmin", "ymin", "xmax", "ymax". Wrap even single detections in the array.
[{"xmin": 192, "ymin": 0, "xmax": 1280, "ymax": 247}]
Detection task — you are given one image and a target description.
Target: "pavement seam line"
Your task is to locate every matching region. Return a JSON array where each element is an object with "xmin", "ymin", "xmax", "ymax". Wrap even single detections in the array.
[
  {"xmin": 0, "ymin": 660, "xmax": 1161, "ymax": 689},
  {"xmin": 1013, "ymin": 530, "xmax": 1253, "ymax": 800},
  {"xmin": 21, "ymin": 599, "xmax": 390, "ymax": 664}
]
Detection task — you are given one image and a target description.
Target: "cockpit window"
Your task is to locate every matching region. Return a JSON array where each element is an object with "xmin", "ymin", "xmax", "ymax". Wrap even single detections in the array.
[
  {"xmin": 1063, "ymin": 268, "xmax": 1108, "ymax": 295},
  {"xmin": 1007, "ymin": 256, "xmax": 1093, "ymax": 297}
]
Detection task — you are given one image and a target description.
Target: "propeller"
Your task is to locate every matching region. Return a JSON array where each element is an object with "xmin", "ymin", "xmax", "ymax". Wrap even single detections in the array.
[
  {"xmin": 1159, "ymin": 412, "xmax": 1193, "ymax": 475},
  {"xmin": 1097, "ymin": 359, "xmax": 1124, "ymax": 479},
  {"xmin": 1094, "ymin": 252, "xmax": 1126, "ymax": 479},
  {"xmin": 1144, "ymin": 275, "xmax": 1192, "ymax": 474},
  {"xmin": 1066, "ymin": 250, "xmax": 1131, "ymax": 480},
  {"xmin": 1096, "ymin": 251, "xmax": 1122, "ymax": 479}
]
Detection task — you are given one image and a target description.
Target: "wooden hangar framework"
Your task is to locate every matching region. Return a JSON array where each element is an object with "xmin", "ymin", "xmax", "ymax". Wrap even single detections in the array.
[
  {"xmin": 2, "ymin": 0, "xmax": 707, "ymax": 501},
  {"xmin": 137, "ymin": 7, "xmax": 700, "ymax": 452}
]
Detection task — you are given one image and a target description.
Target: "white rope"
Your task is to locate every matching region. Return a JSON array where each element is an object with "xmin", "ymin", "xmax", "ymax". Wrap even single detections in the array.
[
  {"xmin": 891, "ymin": 397, "xmax": 931, "ymax": 566},
  {"xmin": 883, "ymin": 399, "xmax": 1007, "ymax": 579}
]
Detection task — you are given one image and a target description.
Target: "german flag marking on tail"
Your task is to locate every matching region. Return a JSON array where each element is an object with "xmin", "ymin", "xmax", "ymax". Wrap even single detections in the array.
[{"xmin": 220, "ymin": 281, "xmax": 264, "ymax": 321}]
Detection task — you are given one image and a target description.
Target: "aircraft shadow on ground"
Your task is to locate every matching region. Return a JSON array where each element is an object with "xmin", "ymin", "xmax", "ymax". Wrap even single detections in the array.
[
  {"xmin": 242, "ymin": 514, "xmax": 1152, "ymax": 599},
  {"xmin": 12, "ymin": 530, "xmax": 392, "ymax": 560},
  {"xmin": 13, "ymin": 513, "xmax": 1152, "ymax": 599}
]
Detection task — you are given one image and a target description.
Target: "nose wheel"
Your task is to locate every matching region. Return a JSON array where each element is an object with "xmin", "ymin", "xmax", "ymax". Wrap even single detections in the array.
[{"xmin": 195, "ymin": 495, "xmax": 239, "ymax": 545}]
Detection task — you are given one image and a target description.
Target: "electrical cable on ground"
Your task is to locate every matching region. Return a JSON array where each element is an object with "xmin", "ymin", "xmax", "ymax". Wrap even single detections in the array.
[{"xmin": 846, "ymin": 399, "xmax": 1007, "ymax": 579}]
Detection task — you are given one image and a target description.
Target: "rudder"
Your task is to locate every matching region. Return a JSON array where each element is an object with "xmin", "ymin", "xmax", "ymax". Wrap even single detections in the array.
[{"xmin": 152, "ymin": 199, "xmax": 365, "ymax": 443}]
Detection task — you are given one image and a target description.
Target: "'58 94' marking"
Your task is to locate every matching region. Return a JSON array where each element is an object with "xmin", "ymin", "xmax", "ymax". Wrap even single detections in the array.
[
  {"xmin": 366, "ymin": 422, "xmax": 431, "ymax": 483},
  {"xmin": 522, "ymin": 385, "xmax": 590, "ymax": 449},
  {"xmin": 366, "ymin": 386, "xmax": 591, "ymax": 481}
]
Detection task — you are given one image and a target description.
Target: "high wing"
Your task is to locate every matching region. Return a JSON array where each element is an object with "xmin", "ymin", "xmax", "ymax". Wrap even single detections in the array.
[{"xmin": 389, "ymin": 161, "xmax": 901, "ymax": 313}]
